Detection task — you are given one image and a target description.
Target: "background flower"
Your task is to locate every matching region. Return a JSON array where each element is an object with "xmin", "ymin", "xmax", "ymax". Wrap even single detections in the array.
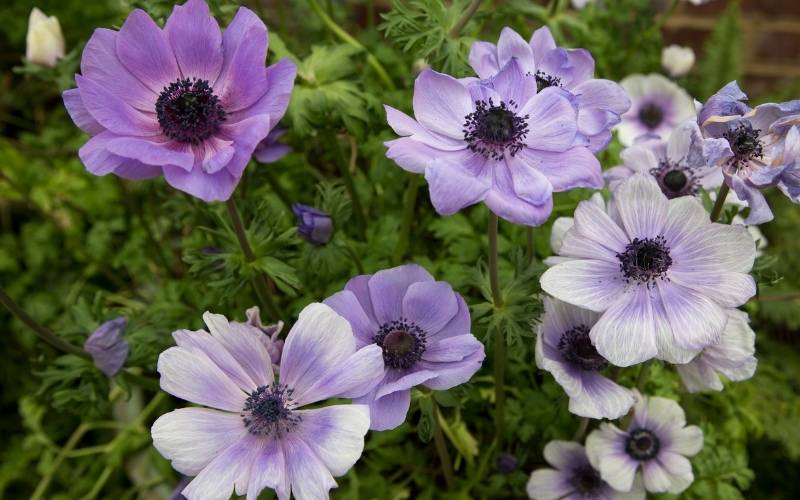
[
  {"xmin": 617, "ymin": 74, "xmax": 695, "ymax": 146},
  {"xmin": 293, "ymin": 203, "xmax": 333, "ymax": 245},
  {"xmin": 84, "ymin": 317, "xmax": 128, "ymax": 376},
  {"xmin": 26, "ymin": 7, "xmax": 64, "ymax": 67},
  {"xmin": 661, "ymin": 45, "xmax": 695, "ymax": 78}
]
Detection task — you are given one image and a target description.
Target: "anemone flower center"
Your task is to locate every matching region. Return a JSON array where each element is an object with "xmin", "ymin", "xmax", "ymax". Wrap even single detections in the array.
[
  {"xmin": 625, "ymin": 429, "xmax": 661, "ymax": 460},
  {"xmin": 617, "ymin": 236, "xmax": 672, "ymax": 286},
  {"xmin": 241, "ymin": 383, "xmax": 300, "ymax": 437},
  {"xmin": 534, "ymin": 70, "xmax": 562, "ymax": 92},
  {"xmin": 463, "ymin": 99, "xmax": 529, "ymax": 160},
  {"xmin": 156, "ymin": 78, "xmax": 226, "ymax": 144},
  {"xmin": 638, "ymin": 103, "xmax": 664, "ymax": 130},
  {"xmin": 572, "ymin": 465, "xmax": 604, "ymax": 495},
  {"xmin": 649, "ymin": 161, "xmax": 698, "ymax": 199},
  {"xmin": 723, "ymin": 122, "xmax": 763, "ymax": 169},
  {"xmin": 557, "ymin": 325, "xmax": 608, "ymax": 371},
  {"xmin": 373, "ymin": 319, "xmax": 427, "ymax": 370}
]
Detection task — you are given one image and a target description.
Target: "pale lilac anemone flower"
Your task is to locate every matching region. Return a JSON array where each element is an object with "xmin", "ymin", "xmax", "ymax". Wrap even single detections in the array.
[
  {"xmin": 676, "ymin": 308, "xmax": 757, "ymax": 392},
  {"xmin": 527, "ymin": 440, "xmax": 645, "ymax": 499},
  {"xmin": 151, "ymin": 304, "xmax": 384, "ymax": 500},
  {"xmin": 384, "ymin": 59, "xmax": 602, "ymax": 226},
  {"xmin": 699, "ymin": 82, "xmax": 800, "ymax": 223},
  {"xmin": 468, "ymin": 26, "xmax": 630, "ymax": 152},
  {"xmin": 62, "ymin": 0, "xmax": 296, "ymax": 202},
  {"xmin": 605, "ymin": 121, "xmax": 728, "ymax": 199},
  {"xmin": 585, "ymin": 392, "xmax": 703, "ymax": 495},
  {"xmin": 324, "ymin": 264, "xmax": 485, "ymax": 430},
  {"xmin": 617, "ymin": 74, "xmax": 695, "ymax": 146},
  {"xmin": 540, "ymin": 174, "xmax": 756, "ymax": 366},
  {"xmin": 536, "ymin": 296, "xmax": 635, "ymax": 419}
]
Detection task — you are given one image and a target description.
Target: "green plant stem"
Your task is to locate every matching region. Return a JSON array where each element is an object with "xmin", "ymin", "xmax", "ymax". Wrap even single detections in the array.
[
  {"xmin": 263, "ymin": 167, "xmax": 295, "ymax": 214},
  {"xmin": 449, "ymin": 0, "xmax": 483, "ymax": 37},
  {"xmin": 526, "ymin": 227, "xmax": 535, "ymax": 265},
  {"xmin": 225, "ymin": 198, "xmax": 283, "ymax": 321},
  {"xmin": 392, "ymin": 175, "xmax": 421, "ymax": 264},
  {"xmin": 573, "ymin": 417, "xmax": 590, "ymax": 441},
  {"xmin": 341, "ymin": 241, "xmax": 365, "ymax": 274},
  {"xmin": 488, "ymin": 212, "xmax": 506, "ymax": 448},
  {"xmin": 710, "ymin": 183, "xmax": 730, "ymax": 222},
  {"xmin": 31, "ymin": 422, "xmax": 91, "ymax": 500},
  {"xmin": 636, "ymin": 362, "xmax": 650, "ymax": 391},
  {"xmin": 432, "ymin": 401, "xmax": 456, "ymax": 489},
  {"xmin": 0, "ymin": 287, "xmax": 90, "ymax": 359},
  {"xmin": 307, "ymin": 0, "xmax": 396, "ymax": 90},
  {"xmin": 327, "ymin": 130, "xmax": 367, "ymax": 238}
]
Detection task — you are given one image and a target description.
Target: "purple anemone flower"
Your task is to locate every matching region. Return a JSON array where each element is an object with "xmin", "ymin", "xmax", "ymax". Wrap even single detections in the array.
[
  {"xmin": 699, "ymin": 82, "xmax": 800, "ymax": 223},
  {"xmin": 527, "ymin": 440, "xmax": 645, "ymax": 499},
  {"xmin": 617, "ymin": 74, "xmax": 695, "ymax": 146},
  {"xmin": 84, "ymin": 316, "xmax": 129, "ymax": 376},
  {"xmin": 605, "ymin": 121, "xmax": 728, "ymax": 199},
  {"xmin": 585, "ymin": 392, "xmax": 703, "ymax": 494},
  {"xmin": 62, "ymin": 0, "xmax": 296, "ymax": 202},
  {"xmin": 254, "ymin": 128, "xmax": 291, "ymax": 164},
  {"xmin": 293, "ymin": 203, "xmax": 334, "ymax": 246},
  {"xmin": 536, "ymin": 296, "xmax": 635, "ymax": 419},
  {"xmin": 540, "ymin": 174, "xmax": 756, "ymax": 366},
  {"xmin": 324, "ymin": 264, "xmax": 485, "ymax": 430},
  {"xmin": 243, "ymin": 306, "xmax": 284, "ymax": 365},
  {"xmin": 675, "ymin": 308, "xmax": 757, "ymax": 392},
  {"xmin": 468, "ymin": 27, "xmax": 630, "ymax": 152},
  {"xmin": 151, "ymin": 304, "xmax": 384, "ymax": 499},
  {"xmin": 384, "ymin": 58, "xmax": 602, "ymax": 227}
]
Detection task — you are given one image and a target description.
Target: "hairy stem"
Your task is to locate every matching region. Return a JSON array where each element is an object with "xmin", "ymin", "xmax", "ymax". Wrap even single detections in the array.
[
  {"xmin": 432, "ymin": 401, "xmax": 456, "ymax": 489},
  {"xmin": 710, "ymin": 183, "xmax": 730, "ymax": 222},
  {"xmin": 488, "ymin": 212, "xmax": 506, "ymax": 448},
  {"xmin": 449, "ymin": 0, "xmax": 483, "ymax": 37},
  {"xmin": 225, "ymin": 198, "xmax": 283, "ymax": 321},
  {"xmin": 328, "ymin": 130, "xmax": 368, "ymax": 238}
]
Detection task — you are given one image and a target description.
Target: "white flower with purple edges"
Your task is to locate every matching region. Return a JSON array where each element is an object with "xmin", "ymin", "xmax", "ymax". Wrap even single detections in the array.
[
  {"xmin": 585, "ymin": 392, "xmax": 703, "ymax": 494},
  {"xmin": 536, "ymin": 296, "xmax": 635, "ymax": 419},
  {"xmin": 324, "ymin": 264, "xmax": 485, "ymax": 430},
  {"xmin": 384, "ymin": 58, "xmax": 603, "ymax": 227},
  {"xmin": 676, "ymin": 308, "xmax": 757, "ymax": 392},
  {"xmin": 540, "ymin": 174, "xmax": 756, "ymax": 366},
  {"xmin": 605, "ymin": 120, "xmax": 728, "ymax": 199},
  {"xmin": 468, "ymin": 26, "xmax": 631, "ymax": 152},
  {"xmin": 526, "ymin": 440, "xmax": 645, "ymax": 499},
  {"xmin": 151, "ymin": 304, "xmax": 384, "ymax": 500},
  {"xmin": 617, "ymin": 74, "xmax": 695, "ymax": 146}
]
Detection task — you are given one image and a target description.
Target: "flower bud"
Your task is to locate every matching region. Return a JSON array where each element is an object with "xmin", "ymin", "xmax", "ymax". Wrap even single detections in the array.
[
  {"xmin": 292, "ymin": 203, "xmax": 333, "ymax": 245},
  {"xmin": 661, "ymin": 45, "xmax": 695, "ymax": 78},
  {"xmin": 26, "ymin": 8, "xmax": 65, "ymax": 67},
  {"xmin": 84, "ymin": 317, "xmax": 129, "ymax": 376},
  {"xmin": 254, "ymin": 128, "xmax": 291, "ymax": 163},
  {"xmin": 244, "ymin": 306, "xmax": 284, "ymax": 365}
]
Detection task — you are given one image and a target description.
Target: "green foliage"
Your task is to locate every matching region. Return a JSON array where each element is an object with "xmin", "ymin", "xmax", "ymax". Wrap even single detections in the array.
[{"xmin": 694, "ymin": 0, "xmax": 743, "ymax": 100}]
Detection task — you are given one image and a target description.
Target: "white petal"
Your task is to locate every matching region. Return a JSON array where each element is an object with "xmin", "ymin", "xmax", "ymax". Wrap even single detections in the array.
[
  {"xmin": 589, "ymin": 288, "xmax": 660, "ymax": 367},
  {"xmin": 540, "ymin": 260, "xmax": 627, "ymax": 312},
  {"xmin": 614, "ymin": 174, "xmax": 668, "ymax": 239},
  {"xmin": 203, "ymin": 312, "xmax": 273, "ymax": 387},
  {"xmin": 412, "ymin": 70, "xmax": 473, "ymax": 140},
  {"xmin": 295, "ymin": 405, "xmax": 370, "ymax": 476}
]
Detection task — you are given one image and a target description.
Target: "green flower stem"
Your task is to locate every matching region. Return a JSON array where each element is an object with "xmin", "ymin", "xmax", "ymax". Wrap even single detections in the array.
[
  {"xmin": 307, "ymin": 0, "xmax": 396, "ymax": 90},
  {"xmin": 636, "ymin": 362, "xmax": 650, "ymax": 391},
  {"xmin": 432, "ymin": 400, "xmax": 456, "ymax": 489},
  {"xmin": 225, "ymin": 198, "xmax": 283, "ymax": 321},
  {"xmin": 572, "ymin": 417, "xmax": 590, "ymax": 441},
  {"xmin": 449, "ymin": 0, "xmax": 484, "ymax": 37},
  {"xmin": 327, "ymin": 129, "xmax": 368, "ymax": 239},
  {"xmin": 710, "ymin": 183, "xmax": 730, "ymax": 222},
  {"xmin": 526, "ymin": 226, "xmax": 535, "ymax": 265},
  {"xmin": 392, "ymin": 175, "xmax": 421, "ymax": 265},
  {"xmin": 0, "ymin": 287, "xmax": 90, "ymax": 359},
  {"xmin": 262, "ymin": 167, "xmax": 295, "ymax": 215},
  {"xmin": 488, "ymin": 212, "xmax": 506, "ymax": 448}
]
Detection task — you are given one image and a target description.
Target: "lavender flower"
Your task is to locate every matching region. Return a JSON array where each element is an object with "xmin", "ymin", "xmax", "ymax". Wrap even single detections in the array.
[
  {"xmin": 324, "ymin": 264, "xmax": 485, "ymax": 430},
  {"xmin": 62, "ymin": 0, "xmax": 296, "ymax": 202},
  {"xmin": 151, "ymin": 304, "xmax": 384, "ymax": 499},
  {"xmin": 384, "ymin": 58, "xmax": 602, "ymax": 226},
  {"xmin": 254, "ymin": 128, "xmax": 291, "ymax": 164},
  {"xmin": 527, "ymin": 440, "xmax": 645, "ymax": 499},
  {"xmin": 540, "ymin": 174, "xmax": 756, "ymax": 366},
  {"xmin": 605, "ymin": 121, "xmax": 728, "ymax": 199},
  {"xmin": 293, "ymin": 204, "xmax": 334, "ymax": 245},
  {"xmin": 84, "ymin": 317, "xmax": 129, "ymax": 376},
  {"xmin": 585, "ymin": 392, "xmax": 703, "ymax": 494},
  {"xmin": 536, "ymin": 297, "xmax": 635, "ymax": 419},
  {"xmin": 617, "ymin": 74, "xmax": 695, "ymax": 146},
  {"xmin": 468, "ymin": 26, "xmax": 630, "ymax": 152},
  {"xmin": 243, "ymin": 306, "xmax": 284, "ymax": 365},
  {"xmin": 676, "ymin": 308, "xmax": 757, "ymax": 392},
  {"xmin": 699, "ymin": 82, "xmax": 800, "ymax": 223}
]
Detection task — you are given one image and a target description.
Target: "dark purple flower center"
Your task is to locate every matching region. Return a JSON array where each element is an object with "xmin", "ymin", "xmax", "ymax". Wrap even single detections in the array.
[
  {"xmin": 534, "ymin": 70, "xmax": 562, "ymax": 92},
  {"xmin": 625, "ymin": 428, "xmax": 661, "ymax": 460},
  {"xmin": 723, "ymin": 122, "xmax": 763, "ymax": 170},
  {"xmin": 571, "ymin": 465, "xmax": 604, "ymax": 495},
  {"xmin": 649, "ymin": 160, "xmax": 698, "ymax": 199},
  {"xmin": 463, "ymin": 99, "xmax": 529, "ymax": 160},
  {"xmin": 373, "ymin": 318, "xmax": 427, "ymax": 370},
  {"xmin": 557, "ymin": 325, "xmax": 608, "ymax": 371},
  {"xmin": 638, "ymin": 103, "xmax": 664, "ymax": 130},
  {"xmin": 156, "ymin": 78, "xmax": 226, "ymax": 144},
  {"xmin": 617, "ymin": 236, "xmax": 672, "ymax": 286},
  {"xmin": 241, "ymin": 383, "xmax": 300, "ymax": 437}
]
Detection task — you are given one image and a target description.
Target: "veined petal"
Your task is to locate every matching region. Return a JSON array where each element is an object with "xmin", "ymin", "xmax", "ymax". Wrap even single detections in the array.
[
  {"xmin": 540, "ymin": 260, "xmax": 626, "ymax": 312},
  {"xmin": 295, "ymin": 405, "xmax": 370, "ymax": 476},
  {"xmin": 164, "ymin": 0, "xmax": 223, "ymax": 83},
  {"xmin": 412, "ymin": 69, "xmax": 473, "ymax": 140},
  {"xmin": 116, "ymin": 9, "xmax": 179, "ymax": 93},
  {"xmin": 367, "ymin": 265, "xmax": 435, "ymax": 326}
]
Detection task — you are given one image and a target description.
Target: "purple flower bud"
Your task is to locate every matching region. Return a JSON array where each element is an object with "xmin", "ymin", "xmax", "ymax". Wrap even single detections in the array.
[
  {"xmin": 495, "ymin": 452, "xmax": 518, "ymax": 474},
  {"xmin": 292, "ymin": 203, "xmax": 333, "ymax": 245},
  {"xmin": 254, "ymin": 128, "xmax": 291, "ymax": 163},
  {"xmin": 84, "ymin": 317, "xmax": 129, "ymax": 377},
  {"xmin": 244, "ymin": 306, "xmax": 284, "ymax": 365}
]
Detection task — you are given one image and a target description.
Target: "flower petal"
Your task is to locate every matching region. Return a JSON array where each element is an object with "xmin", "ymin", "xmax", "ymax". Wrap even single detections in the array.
[
  {"xmin": 245, "ymin": 437, "xmax": 288, "ymax": 500},
  {"xmin": 412, "ymin": 69, "xmax": 473, "ymax": 140},
  {"xmin": 283, "ymin": 432, "xmax": 338, "ymax": 499},
  {"xmin": 614, "ymin": 174, "xmax": 668, "ymax": 238},
  {"xmin": 424, "ymin": 154, "xmax": 491, "ymax": 215},
  {"xmin": 585, "ymin": 424, "xmax": 638, "ymax": 492},
  {"xmin": 63, "ymin": 88, "xmax": 104, "ymax": 135},
  {"xmin": 422, "ymin": 334, "xmax": 483, "ymax": 363},
  {"xmin": 468, "ymin": 40, "xmax": 500, "ymax": 80},
  {"xmin": 105, "ymin": 136, "xmax": 195, "ymax": 170},
  {"xmin": 116, "ymin": 9, "xmax": 179, "ymax": 93},
  {"xmin": 656, "ymin": 280, "xmax": 727, "ymax": 352},
  {"xmin": 543, "ymin": 440, "xmax": 589, "ymax": 469},
  {"xmin": 590, "ymin": 288, "xmax": 660, "ymax": 366},
  {"xmin": 540, "ymin": 259, "xmax": 626, "ymax": 312},
  {"xmin": 202, "ymin": 312, "xmax": 274, "ymax": 388},
  {"xmin": 181, "ymin": 433, "xmax": 261, "ymax": 500},
  {"xmin": 496, "ymin": 27, "xmax": 535, "ymax": 73},
  {"xmin": 323, "ymin": 289, "xmax": 378, "ymax": 346},
  {"xmin": 164, "ymin": 0, "xmax": 223, "ymax": 82},
  {"xmin": 526, "ymin": 469, "xmax": 574, "ymax": 500},
  {"xmin": 295, "ymin": 344, "xmax": 384, "ymax": 405},
  {"xmin": 75, "ymin": 75, "xmax": 159, "ymax": 137},
  {"xmin": 521, "ymin": 87, "xmax": 578, "ymax": 152},
  {"xmin": 295, "ymin": 405, "xmax": 370, "ymax": 476},
  {"xmin": 367, "ymin": 264, "xmax": 435, "ymax": 325},
  {"xmin": 401, "ymin": 281, "xmax": 459, "ymax": 333},
  {"xmin": 357, "ymin": 388, "xmax": 411, "ymax": 431},
  {"xmin": 172, "ymin": 328, "xmax": 259, "ymax": 392},
  {"xmin": 516, "ymin": 146, "xmax": 603, "ymax": 192}
]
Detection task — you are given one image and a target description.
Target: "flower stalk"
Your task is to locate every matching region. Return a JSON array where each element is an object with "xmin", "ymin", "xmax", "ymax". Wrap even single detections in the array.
[
  {"xmin": 488, "ymin": 212, "xmax": 506, "ymax": 448},
  {"xmin": 449, "ymin": 0, "xmax": 483, "ymax": 37},
  {"xmin": 327, "ymin": 129, "xmax": 367, "ymax": 238},
  {"xmin": 710, "ymin": 183, "xmax": 730, "ymax": 222},
  {"xmin": 432, "ymin": 400, "xmax": 456, "ymax": 489}
]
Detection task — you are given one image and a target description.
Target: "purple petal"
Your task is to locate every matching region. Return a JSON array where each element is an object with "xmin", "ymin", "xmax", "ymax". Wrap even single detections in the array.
[
  {"xmin": 215, "ymin": 9, "xmax": 268, "ymax": 112},
  {"xmin": 367, "ymin": 264, "xmax": 435, "ymax": 325},
  {"xmin": 573, "ymin": 78, "xmax": 631, "ymax": 117},
  {"xmin": 282, "ymin": 433, "xmax": 338, "ymax": 499},
  {"xmin": 295, "ymin": 405, "xmax": 370, "ymax": 475},
  {"xmin": 424, "ymin": 153, "xmax": 491, "ymax": 215},
  {"xmin": 245, "ymin": 437, "xmax": 288, "ymax": 500},
  {"xmin": 202, "ymin": 312, "xmax": 274, "ymax": 387},
  {"xmin": 114, "ymin": 159, "xmax": 163, "ymax": 179},
  {"xmin": 83, "ymin": 317, "xmax": 128, "ymax": 376},
  {"xmin": 422, "ymin": 334, "xmax": 483, "ymax": 363},
  {"xmin": 590, "ymin": 288, "xmax": 660, "ymax": 366},
  {"xmin": 63, "ymin": 88, "xmax": 105, "ymax": 135},
  {"xmin": 401, "ymin": 281, "xmax": 458, "ymax": 333},
  {"xmin": 181, "ymin": 433, "xmax": 261, "ymax": 500},
  {"xmin": 229, "ymin": 58, "xmax": 297, "ymax": 127},
  {"xmin": 543, "ymin": 440, "xmax": 590, "ymax": 470},
  {"xmin": 668, "ymin": 270, "xmax": 755, "ymax": 308},
  {"xmin": 485, "ymin": 160, "xmax": 553, "ymax": 226},
  {"xmin": 431, "ymin": 294, "xmax": 471, "ymax": 340},
  {"xmin": 468, "ymin": 40, "xmax": 500, "ymax": 80},
  {"xmin": 560, "ymin": 199, "xmax": 628, "ymax": 261},
  {"xmin": 75, "ymin": 74, "xmax": 159, "ymax": 137},
  {"xmin": 116, "ymin": 9, "xmax": 179, "ymax": 93},
  {"xmin": 172, "ymin": 328, "xmax": 261, "ymax": 392},
  {"xmin": 656, "ymin": 281, "xmax": 726, "ymax": 352},
  {"xmin": 670, "ymin": 219, "xmax": 755, "ymax": 274},
  {"xmin": 165, "ymin": 0, "xmax": 223, "ymax": 83},
  {"xmin": 526, "ymin": 469, "xmax": 574, "ymax": 500},
  {"xmin": 585, "ymin": 424, "xmax": 639, "ymax": 493},
  {"xmin": 517, "ymin": 146, "xmax": 602, "ymax": 192},
  {"xmin": 530, "ymin": 26, "xmax": 557, "ymax": 58},
  {"xmin": 162, "ymin": 164, "xmax": 240, "ymax": 202},
  {"xmin": 521, "ymin": 87, "xmax": 578, "ymax": 152},
  {"xmin": 570, "ymin": 372, "xmax": 636, "ymax": 420},
  {"xmin": 385, "ymin": 137, "xmax": 437, "ymax": 173},
  {"xmin": 105, "ymin": 136, "xmax": 194, "ymax": 170},
  {"xmin": 615, "ymin": 174, "xmax": 668, "ymax": 238},
  {"xmin": 323, "ymin": 290, "xmax": 378, "ymax": 346},
  {"xmin": 412, "ymin": 69, "xmax": 473, "ymax": 140},
  {"xmin": 490, "ymin": 58, "xmax": 537, "ymax": 110},
  {"xmin": 540, "ymin": 259, "xmax": 626, "ymax": 312},
  {"xmin": 642, "ymin": 460, "xmax": 673, "ymax": 493},
  {"xmin": 496, "ymin": 27, "xmax": 535, "ymax": 74},
  {"xmin": 295, "ymin": 344, "xmax": 384, "ymax": 405},
  {"xmin": 356, "ymin": 387, "xmax": 411, "ymax": 431},
  {"xmin": 344, "ymin": 275, "xmax": 378, "ymax": 324},
  {"xmin": 384, "ymin": 105, "xmax": 465, "ymax": 151},
  {"xmin": 419, "ymin": 349, "xmax": 485, "ymax": 391},
  {"xmin": 729, "ymin": 175, "xmax": 773, "ymax": 225}
]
